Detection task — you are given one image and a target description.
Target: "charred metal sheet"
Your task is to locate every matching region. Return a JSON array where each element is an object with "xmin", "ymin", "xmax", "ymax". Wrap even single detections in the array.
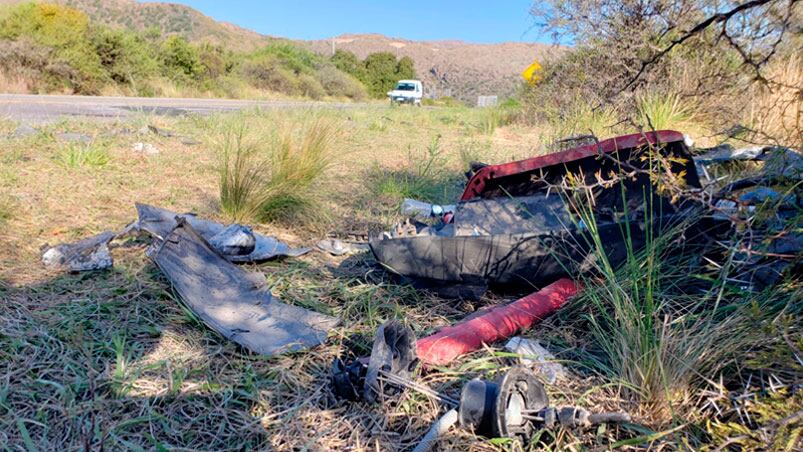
[
  {"xmin": 134, "ymin": 203, "xmax": 310, "ymax": 262},
  {"xmin": 150, "ymin": 219, "xmax": 338, "ymax": 355},
  {"xmin": 370, "ymin": 131, "xmax": 702, "ymax": 294},
  {"xmin": 42, "ymin": 231, "xmax": 115, "ymax": 272}
]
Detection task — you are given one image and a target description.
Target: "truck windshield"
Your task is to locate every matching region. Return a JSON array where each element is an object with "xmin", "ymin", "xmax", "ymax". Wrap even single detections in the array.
[{"xmin": 395, "ymin": 83, "xmax": 416, "ymax": 91}]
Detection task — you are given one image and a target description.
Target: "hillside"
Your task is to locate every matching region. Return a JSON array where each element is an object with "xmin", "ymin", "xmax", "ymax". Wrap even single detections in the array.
[
  {"xmin": 306, "ymin": 34, "xmax": 564, "ymax": 103},
  {"xmin": 0, "ymin": 0, "xmax": 271, "ymax": 51},
  {"xmin": 0, "ymin": 0, "xmax": 562, "ymax": 103}
]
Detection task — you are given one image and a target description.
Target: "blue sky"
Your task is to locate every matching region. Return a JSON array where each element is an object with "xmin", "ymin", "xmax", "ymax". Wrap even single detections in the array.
[{"xmin": 146, "ymin": 1, "xmax": 546, "ymax": 44}]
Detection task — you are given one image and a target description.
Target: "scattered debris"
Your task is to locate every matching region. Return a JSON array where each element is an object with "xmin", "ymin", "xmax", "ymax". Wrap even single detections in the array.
[
  {"xmin": 180, "ymin": 137, "xmax": 202, "ymax": 146},
  {"xmin": 504, "ymin": 337, "xmax": 567, "ymax": 384},
  {"xmin": 150, "ymin": 219, "xmax": 338, "ymax": 355},
  {"xmin": 400, "ymin": 198, "xmax": 455, "ymax": 218},
  {"xmin": 145, "ymin": 124, "xmax": 201, "ymax": 145},
  {"xmin": 416, "ymin": 279, "xmax": 579, "ymax": 366},
  {"xmin": 316, "ymin": 238, "xmax": 369, "ymax": 256},
  {"xmin": 55, "ymin": 132, "xmax": 92, "ymax": 143},
  {"xmin": 411, "ymin": 409, "xmax": 458, "ymax": 452},
  {"xmin": 696, "ymin": 144, "xmax": 803, "ymax": 180},
  {"xmin": 133, "ymin": 203, "xmax": 311, "ymax": 262},
  {"xmin": 371, "ymin": 131, "xmax": 702, "ymax": 298},
  {"xmin": 131, "ymin": 142, "xmax": 160, "ymax": 155},
  {"xmin": 11, "ymin": 124, "xmax": 38, "ymax": 139},
  {"xmin": 42, "ymin": 231, "xmax": 115, "ymax": 272},
  {"xmin": 147, "ymin": 124, "xmax": 177, "ymax": 137}
]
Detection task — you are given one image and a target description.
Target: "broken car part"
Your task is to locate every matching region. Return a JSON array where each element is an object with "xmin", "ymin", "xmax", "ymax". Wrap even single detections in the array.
[
  {"xmin": 504, "ymin": 337, "xmax": 567, "ymax": 384},
  {"xmin": 400, "ymin": 198, "xmax": 456, "ymax": 218},
  {"xmin": 134, "ymin": 203, "xmax": 310, "ymax": 262},
  {"xmin": 316, "ymin": 238, "xmax": 369, "ymax": 256},
  {"xmin": 457, "ymin": 367, "xmax": 630, "ymax": 439},
  {"xmin": 371, "ymin": 131, "xmax": 702, "ymax": 297},
  {"xmin": 42, "ymin": 230, "xmax": 116, "ymax": 272},
  {"xmin": 150, "ymin": 218, "xmax": 338, "ymax": 356},
  {"xmin": 416, "ymin": 279, "xmax": 579, "ymax": 366}
]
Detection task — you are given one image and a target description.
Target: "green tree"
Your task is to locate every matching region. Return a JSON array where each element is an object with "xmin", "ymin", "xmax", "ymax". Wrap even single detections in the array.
[
  {"xmin": 396, "ymin": 56, "xmax": 415, "ymax": 80},
  {"xmin": 160, "ymin": 35, "xmax": 201, "ymax": 79},
  {"xmin": 331, "ymin": 49, "xmax": 365, "ymax": 81},
  {"xmin": 362, "ymin": 52, "xmax": 399, "ymax": 98},
  {"xmin": 91, "ymin": 26, "xmax": 158, "ymax": 86}
]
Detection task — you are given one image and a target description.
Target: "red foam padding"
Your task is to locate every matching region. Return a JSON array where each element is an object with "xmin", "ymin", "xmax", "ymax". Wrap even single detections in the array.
[{"xmin": 416, "ymin": 278, "xmax": 579, "ymax": 366}]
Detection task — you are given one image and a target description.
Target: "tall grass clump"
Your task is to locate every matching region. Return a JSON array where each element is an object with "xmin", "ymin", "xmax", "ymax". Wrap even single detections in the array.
[
  {"xmin": 259, "ymin": 118, "xmax": 338, "ymax": 222},
  {"xmin": 55, "ymin": 143, "xmax": 110, "ymax": 168},
  {"xmin": 218, "ymin": 126, "xmax": 267, "ymax": 222},
  {"xmin": 636, "ymin": 92, "xmax": 699, "ymax": 132},
  {"xmin": 560, "ymin": 149, "xmax": 794, "ymax": 425},
  {"xmin": 217, "ymin": 118, "xmax": 338, "ymax": 224}
]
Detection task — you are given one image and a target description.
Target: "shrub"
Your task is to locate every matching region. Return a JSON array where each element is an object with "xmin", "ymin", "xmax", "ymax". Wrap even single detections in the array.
[
  {"xmin": 90, "ymin": 26, "xmax": 158, "ymax": 86},
  {"xmin": 160, "ymin": 35, "xmax": 201, "ymax": 80},
  {"xmin": 240, "ymin": 55, "xmax": 298, "ymax": 94},
  {"xmin": 331, "ymin": 49, "xmax": 365, "ymax": 80},
  {"xmin": 0, "ymin": 3, "xmax": 104, "ymax": 93},
  {"xmin": 297, "ymin": 73, "xmax": 325, "ymax": 100},
  {"xmin": 316, "ymin": 65, "xmax": 367, "ymax": 100}
]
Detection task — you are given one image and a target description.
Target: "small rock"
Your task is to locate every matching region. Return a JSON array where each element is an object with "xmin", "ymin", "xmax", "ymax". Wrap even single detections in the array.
[
  {"xmin": 132, "ymin": 142, "xmax": 160, "ymax": 155},
  {"xmin": 12, "ymin": 124, "xmax": 38, "ymax": 139},
  {"xmin": 55, "ymin": 132, "xmax": 92, "ymax": 143}
]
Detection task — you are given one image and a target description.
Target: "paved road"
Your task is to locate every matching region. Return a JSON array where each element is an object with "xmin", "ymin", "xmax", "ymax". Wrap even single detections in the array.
[{"xmin": 0, "ymin": 94, "xmax": 366, "ymax": 123}]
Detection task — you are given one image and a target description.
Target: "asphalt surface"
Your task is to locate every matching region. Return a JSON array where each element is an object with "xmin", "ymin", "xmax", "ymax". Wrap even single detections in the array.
[{"xmin": 0, "ymin": 94, "xmax": 364, "ymax": 123}]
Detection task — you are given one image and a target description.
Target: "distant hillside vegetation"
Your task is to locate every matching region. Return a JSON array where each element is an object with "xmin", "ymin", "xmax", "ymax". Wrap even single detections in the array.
[
  {"xmin": 306, "ymin": 34, "xmax": 564, "ymax": 104},
  {"xmin": 0, "ymin": 0, "xmax": 270, "ymax": 51}
]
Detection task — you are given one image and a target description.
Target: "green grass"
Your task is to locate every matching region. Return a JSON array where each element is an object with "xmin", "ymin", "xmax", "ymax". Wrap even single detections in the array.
[
  {"xmin": 217, "ymin": 117, "xmax": 338, "ymax": 224},
  {"xmin": 636, "ymin": 92, "xmax": 698, "ymax": 132},
  {"xmin": 366, "ymin": 134, "xmax": 462, "ymax": 205},
  {"xmin": 558, "ymin": 148, "xmax": 800, "ymax": 426},
  {"xmin": 55, "ymin": 142, "xmax": 110, "ymax": 168}
]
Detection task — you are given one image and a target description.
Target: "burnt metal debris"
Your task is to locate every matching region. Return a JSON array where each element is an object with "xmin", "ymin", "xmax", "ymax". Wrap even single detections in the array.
[
  {"xmin": 370, "ymin": 131, "xmax": 703, "ymax": 298},
  {"xmin": 149, "ymin": 219, "xmax": 338, "ymax": 355},
  {"xmin": 371, "ymin": 131, "xmax": 802, "ymax": 298},
  {"xmin": 133, "ymin": 203, "xmax": 311, "ymax": 262},
  {"xmin": 41, "ymin": 204, "xmax": 334, "ymax": 357},
  {"xmin": 42, "ymin": 230, "xmax": 116, "ymax": 272}
]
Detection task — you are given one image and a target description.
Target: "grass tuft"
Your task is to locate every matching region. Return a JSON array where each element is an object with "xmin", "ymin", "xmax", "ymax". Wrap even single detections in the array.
[
  {"xmin": 636, "ymin": 92, "xmax": 698, "ymax": 132},
  {"xmin": 55, "ymin": 143, "xmax": 110, "ymax": 168},
  {"xmin": 217, "ymin": 117, "xmax": 338, "ymax": 224}
]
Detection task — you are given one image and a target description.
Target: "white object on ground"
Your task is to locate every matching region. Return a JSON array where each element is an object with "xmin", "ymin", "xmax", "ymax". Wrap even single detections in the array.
[
  {"xmin": 411, "ymin": 409, "xmax": 458, "ymax": 452},
  {"xmin": 132, "ymin": 142, "xmax": 160, "ymax": 155},
  {"xmin": 504, "ymin": 337, "xmax": 567, "ymax": 384},
  {"xmin": 401, "ymin": 198, "xmax": 455, "ymax": 217}
]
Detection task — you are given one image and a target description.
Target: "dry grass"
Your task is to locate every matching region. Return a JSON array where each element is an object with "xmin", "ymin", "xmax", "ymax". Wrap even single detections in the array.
[
  {"xmin": 0, "ymin": 104, "xmax": 797, "ymax": 450},
  {"xmin": 744, "ymin": 55, "xmax": 802, "ymax": 149}
]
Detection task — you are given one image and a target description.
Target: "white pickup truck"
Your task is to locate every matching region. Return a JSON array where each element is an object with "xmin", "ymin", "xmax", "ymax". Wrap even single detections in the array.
[{"xmin": 387, "ymin": 80, "xmax": 423, "ymax": 106}]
